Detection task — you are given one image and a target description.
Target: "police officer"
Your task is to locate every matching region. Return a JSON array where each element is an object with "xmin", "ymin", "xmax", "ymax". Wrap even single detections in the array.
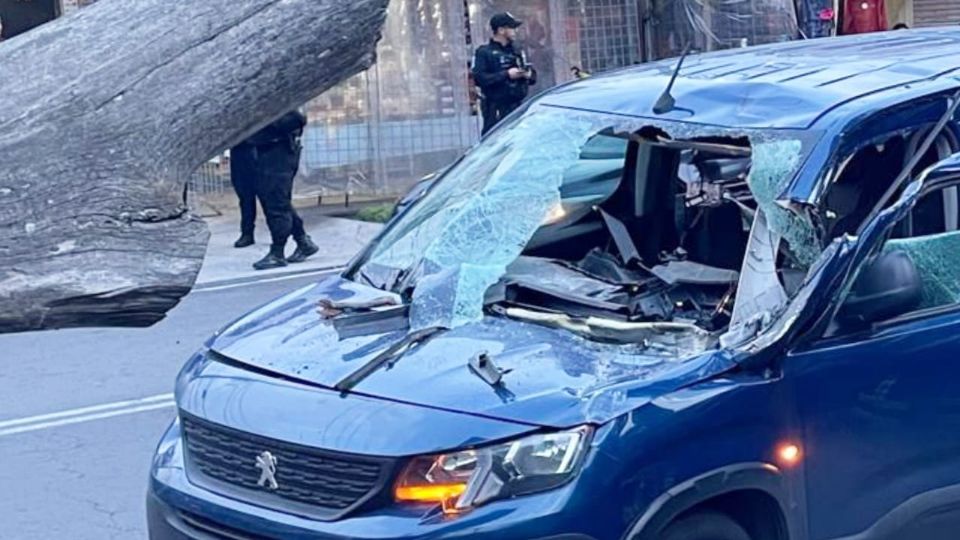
[
  {"xmin": 230, "ymin": 110, "xmax": 319, "ymax": 270},
  {"xmin": 230, "ymin": 144, "xmax": 258, "ymax": 250},
  {"xmin": 472, "ymin": 12, "xmax": 537, "ymax": 135}
]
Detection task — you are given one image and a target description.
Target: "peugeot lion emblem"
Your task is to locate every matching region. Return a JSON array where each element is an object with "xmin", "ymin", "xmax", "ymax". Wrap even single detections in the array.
[{"xmin": 255, "ymin": 451, "xmax": 279, "ymax": 490}]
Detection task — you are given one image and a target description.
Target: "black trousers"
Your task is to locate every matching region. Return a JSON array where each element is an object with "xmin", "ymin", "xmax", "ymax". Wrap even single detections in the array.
[
  {"xmin": 480, "ymin": 98, "xmax": 522, "ymax": 135},
  {"xmin": 230, "ymin": 165, "xmax": 258, "ymax": 237},
  {"xmin": 257, "ymin": 166, "xmax": 306, "ymax": 249},
  {"xmin": 231, "ymin": 143, "xmax": 305, "ymax": 249}
]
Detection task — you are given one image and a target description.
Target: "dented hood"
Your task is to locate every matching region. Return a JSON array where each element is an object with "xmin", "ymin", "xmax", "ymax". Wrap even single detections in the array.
[{"xmin": 209, "ymin": 276, "xmax": 736, "ymax": 428}]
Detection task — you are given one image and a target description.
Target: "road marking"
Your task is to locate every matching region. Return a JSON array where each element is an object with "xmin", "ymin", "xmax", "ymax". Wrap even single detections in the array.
[
  {"xmin": 0, "ymin": 268, "xmax": 347, "ymax": 438},
  {"xmin": 0, "ymin": 393, "xmax": 176, "ymax": 438},
  {"xmin": 195, "ymin": 266, "xmax": 345, "ymax": 293}
]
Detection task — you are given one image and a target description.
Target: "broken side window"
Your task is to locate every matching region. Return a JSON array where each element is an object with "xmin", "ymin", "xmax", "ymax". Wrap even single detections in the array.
[
  {"xmin": 883, "ymin": 185, "xmax": 960, "ymax": 309},
  {"xmin": 823, "ymin": 135, "xmax": 909, "ymax": 240},
  {"xmin": 822, "ymin": 128, "xmax": 959, "ymax": 241},
  {"xmin": 819, "ymin": 94, "xmax": 960, "ymax": 243}
]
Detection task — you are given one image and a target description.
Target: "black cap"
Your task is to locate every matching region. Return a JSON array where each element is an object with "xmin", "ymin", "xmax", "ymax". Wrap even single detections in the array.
[{"xmin": 490, "ymin": 12, "xmax": 522, "ymax": 32}]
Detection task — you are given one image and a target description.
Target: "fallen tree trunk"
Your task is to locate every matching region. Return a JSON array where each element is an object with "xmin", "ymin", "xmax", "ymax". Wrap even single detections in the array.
[{"xmin": 0, "ymin": 0, "xmax": 389, "ymax": 333}]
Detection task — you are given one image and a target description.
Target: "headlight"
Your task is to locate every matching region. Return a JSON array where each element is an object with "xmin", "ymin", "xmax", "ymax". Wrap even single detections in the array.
[{"xmin": 394, "ymin": 426, "xmax": 591, "ymax": 512}]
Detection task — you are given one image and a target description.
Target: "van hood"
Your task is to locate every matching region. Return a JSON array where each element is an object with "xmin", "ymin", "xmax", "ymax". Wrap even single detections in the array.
[{"xmin": 209, "ymin": 276, "xmax": 737, "ymax": 428}]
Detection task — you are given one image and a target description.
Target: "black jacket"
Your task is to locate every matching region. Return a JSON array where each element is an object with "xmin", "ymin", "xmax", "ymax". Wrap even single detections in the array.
[
  {"xmin": 472, "ymin": 39, "xmax": 537, "ymax": 103},
  {"xmin": 241, "ymin": 110, "xmax": 307, "ymax": 148},
  {"xmin": 233, "ymin": 110, "xmax": 307, "ymax": 177}
]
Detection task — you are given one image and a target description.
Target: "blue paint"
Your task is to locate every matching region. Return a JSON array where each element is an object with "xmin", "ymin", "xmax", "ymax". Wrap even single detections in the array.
[{"xmin": 150, "ymin": 30, "xmax": 960, "ymax": 540}]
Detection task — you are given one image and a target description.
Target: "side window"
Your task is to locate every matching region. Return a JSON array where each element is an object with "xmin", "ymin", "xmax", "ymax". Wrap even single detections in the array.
[
  {"xmin": 829, "ymin": 184, "xmax": 960, "ymax": 336},
  {"xmin": 824, "ymin": 135, "xmax": 908, "ymax": 239},
  {"xmin": 823, "ymin": 127, "xmax": 959, "ymax": 241},
  {"xmin": 894, "ymin": 128, "xmax": 960, "ymax": 238},
  {"xmin": 883, "ymin": 185, "xmax": 960, "ymax": 312},
  {"xmin": 895, "ymin": 184, "xmax": 960, "ymax": 238}
]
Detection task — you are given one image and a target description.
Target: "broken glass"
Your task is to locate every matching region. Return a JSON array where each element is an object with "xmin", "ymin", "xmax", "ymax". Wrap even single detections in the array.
[
  {"xmin": 885, "ymin": 231, "xmax": 960, "ymax": 308},
  {"xmin": 746, "ymin": 139, "xmax": 820, "ymax": 265},
  {"xmin": 356, "ymin": 103, "xmax": 822, "ymax": 336},
  {"xmin": 370, "ymin": 106, "xmax": 616, "ymax": 330},
  {"xmin": 409, "ymin": 261, "xmax": 506, "ymax": 329}
]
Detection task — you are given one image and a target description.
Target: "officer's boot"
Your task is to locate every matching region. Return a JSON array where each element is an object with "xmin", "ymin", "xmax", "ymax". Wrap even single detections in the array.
[
  {"xmin": 253, "ymin": 245, "xmax": 288, "ymax": 271},
  {"xmin": 287, "ymin": 235, "xmax": 319, "ymax": 264},
  {"xmin": 234, "ymin": 233, "xmax": 255, "ymax": 248}
]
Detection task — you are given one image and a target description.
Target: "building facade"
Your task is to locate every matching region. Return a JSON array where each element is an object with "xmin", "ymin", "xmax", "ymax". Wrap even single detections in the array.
[
  {"xmin": 16, "ymin": 0, "xmax": 804, "ymax": 199},
  {"xmin": 298, "ymin": 0, "xmax": 799, "ymax": 198},
  {"xmin": 298, "ymin": 0, "xmax": 655, "ymax": 198}
]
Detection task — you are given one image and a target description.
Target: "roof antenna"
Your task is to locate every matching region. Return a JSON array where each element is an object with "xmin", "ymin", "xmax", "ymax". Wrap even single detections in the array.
[{"xmin": 653, "ymin": 42, "xmax": 692, "ymax": 115}]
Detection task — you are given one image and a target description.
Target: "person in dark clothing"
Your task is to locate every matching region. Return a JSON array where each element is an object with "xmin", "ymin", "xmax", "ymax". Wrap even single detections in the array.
[
  {"xmin": 229, "ymin": 149, "xmax": 259, "ymax": 249},
  {"xmin": 472, "ymin": 12, "xmax": 537, "ymax": 136},
  {"xmin": 230, "ymin": 110, "xmax": 319, "ymax": 270}
]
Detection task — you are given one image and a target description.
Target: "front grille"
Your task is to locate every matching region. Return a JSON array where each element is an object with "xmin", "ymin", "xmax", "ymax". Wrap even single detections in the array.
[
  {"xmin": 181, "ymin": 412, "xmax": 394, "ymax": 520},
  {"xmin": 178, "ymin": 511, "xmax": 271, "ymax": 540}
]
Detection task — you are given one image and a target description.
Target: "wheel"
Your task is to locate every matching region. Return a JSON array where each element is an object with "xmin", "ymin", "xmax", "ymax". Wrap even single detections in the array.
[{"xmin": 659, "ymin": 511, "xmax": 752, "ymax": 540}]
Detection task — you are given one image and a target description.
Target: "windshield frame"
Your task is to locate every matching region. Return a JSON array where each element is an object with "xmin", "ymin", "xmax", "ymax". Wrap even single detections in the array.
[{"xmin": 346, "ymin": 104, "xmax": 823, "ymax": 288}]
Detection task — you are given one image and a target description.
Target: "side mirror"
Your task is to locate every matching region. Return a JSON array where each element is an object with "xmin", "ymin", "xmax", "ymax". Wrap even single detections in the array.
[{"xmin": 838, "ymin": 250, "xmax": 922, "ymax": 328}]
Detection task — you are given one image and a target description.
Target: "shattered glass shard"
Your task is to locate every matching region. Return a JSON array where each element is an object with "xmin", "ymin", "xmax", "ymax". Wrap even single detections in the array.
[
  {"xmin": 364, "ymin": 105, "xmax": 821, "ymax": 335},
  {"xmin": 746, "ymin": 139, "xmax": 820, "ymax": 265},
  {"xmin": 378, "ymin": 107, "xmax": 612, "ymax": 330},
  {"xmin": 409, "ymin": 261, "xmax": 506, "ymax": 330},
  {"xmin": 885, "ymin": 230, "xmax": 960, "ymax": 308}
]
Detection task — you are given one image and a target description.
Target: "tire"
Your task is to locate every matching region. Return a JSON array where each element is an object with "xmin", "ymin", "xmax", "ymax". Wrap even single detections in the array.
[{"xmin": 659, "ymin": 511, "xmax": 752, "ymax": 540}]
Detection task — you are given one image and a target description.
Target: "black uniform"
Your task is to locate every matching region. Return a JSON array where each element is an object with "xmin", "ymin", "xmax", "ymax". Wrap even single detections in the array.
[
  {"xmin": 472, "ymin": 39, "xmax": 537, "ymax": 135},
  {"xmin": 230, "ymin": 111, "xmax": 307, "ymax": 249}
]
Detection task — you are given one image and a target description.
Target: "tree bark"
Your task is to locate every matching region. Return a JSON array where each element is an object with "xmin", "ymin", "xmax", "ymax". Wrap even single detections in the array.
[{"xmin": 0, "ymin": 0, "xmax": 389, "ymax": 333}]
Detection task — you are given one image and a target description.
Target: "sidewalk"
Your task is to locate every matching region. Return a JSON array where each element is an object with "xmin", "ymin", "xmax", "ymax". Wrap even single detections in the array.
[{"xmin": 196, "ymin": 204, "xmax": 384, "ymax": 286}]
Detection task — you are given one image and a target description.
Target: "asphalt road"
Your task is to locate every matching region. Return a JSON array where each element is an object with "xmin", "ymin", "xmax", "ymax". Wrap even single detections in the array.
[{"xmin": 0, "ymin": 271, "xmax": 334, "ymax": 540}]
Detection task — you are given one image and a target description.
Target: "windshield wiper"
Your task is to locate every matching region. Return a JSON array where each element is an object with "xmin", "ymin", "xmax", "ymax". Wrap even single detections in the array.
[{"xmin": 334, "ymin": 326, "xmax": 444, "ymax": 392}]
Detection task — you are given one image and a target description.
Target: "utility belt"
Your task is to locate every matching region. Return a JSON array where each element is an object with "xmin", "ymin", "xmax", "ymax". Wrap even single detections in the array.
[
  {"xmin": 483, "ymin": 86, "xmax": 527, "ymax": 104},
  {"xmin": 239, "ymin": 135, "xmax": 302, "ymax": 160}
]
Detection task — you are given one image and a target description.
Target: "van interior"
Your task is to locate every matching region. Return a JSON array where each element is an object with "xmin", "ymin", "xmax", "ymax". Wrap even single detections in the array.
[{"xmin": 491, "ymin": 128, "xmax": 761, "ymax": 342}]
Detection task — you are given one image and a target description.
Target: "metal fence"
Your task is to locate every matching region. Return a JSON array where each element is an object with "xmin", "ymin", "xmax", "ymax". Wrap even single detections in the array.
[
  {"xmin": 296, "ymin": 0, "xmax": 476, "ymax": 199},
  {"xmin": 292, "ymin": 0, "xmax": 794, "ymax": 201},
  {"xmin": 285, "ymin": 0, "xmax": 660, "ymax": 201},
  {"xmin": 61, "ymin": 0, "xmax": 795, "ymax": 202},
  {"xmin": 648, "ymin": 0, "xmax": 798, "ymax": 58}
]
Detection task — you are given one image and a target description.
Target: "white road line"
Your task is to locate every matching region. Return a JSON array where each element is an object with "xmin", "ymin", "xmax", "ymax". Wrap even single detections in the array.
[
  {"xmin": 0, "ymin": 269, "xmax": 346, "ymax": 438},
  {"xmin": 0, "ymin": 393, "xmax": 176, "ymax": 437},
  {"xmin": 0, "ymin": 401, "xmax": 176, "ymax": 438},
  {"xmin": 195, "ymin": 266, "xmax": 344, "ymax": 293}
]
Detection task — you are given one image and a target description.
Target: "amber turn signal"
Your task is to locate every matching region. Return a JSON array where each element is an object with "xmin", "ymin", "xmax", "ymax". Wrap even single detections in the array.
[{"xmin": 394, "ymin": 483, "xmax": 467, "ymax": 503}]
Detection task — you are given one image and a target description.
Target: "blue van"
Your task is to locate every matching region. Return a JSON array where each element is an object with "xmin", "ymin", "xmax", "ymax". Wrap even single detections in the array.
[{"xmin": 149, "ymin": 29, "xmax": 960, "ymax": 540}]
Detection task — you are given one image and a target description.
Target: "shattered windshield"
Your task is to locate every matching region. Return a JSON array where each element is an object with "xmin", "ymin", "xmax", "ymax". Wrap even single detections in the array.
[{"xmin": 351, "ymin": 104, "xmax": 821, "ymax": 353}]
